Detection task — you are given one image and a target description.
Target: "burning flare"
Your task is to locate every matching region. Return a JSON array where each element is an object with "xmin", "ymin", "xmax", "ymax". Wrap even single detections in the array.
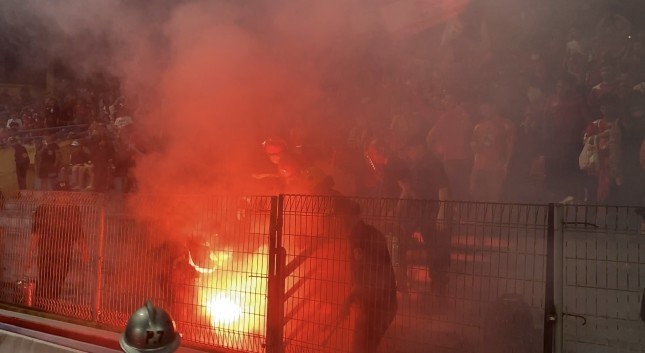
[
  {"xmin": 196, "ymin": 245, "xmax": 268, "ymax": 335},
  {"xmin": 207, "ymin": 294, "xmax": 243, "ymax": 325}
]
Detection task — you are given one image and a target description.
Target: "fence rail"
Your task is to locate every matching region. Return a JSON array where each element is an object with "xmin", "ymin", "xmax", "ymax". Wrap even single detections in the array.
[{"xmin": 0, "ymin": 192, "xmax": 642, "ymax": 353}]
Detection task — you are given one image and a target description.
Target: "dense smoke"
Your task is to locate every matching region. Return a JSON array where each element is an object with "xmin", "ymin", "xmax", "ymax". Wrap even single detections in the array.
[{"xmin": 0, "ymin": 0, "xmax": 481, "ymax": 197}]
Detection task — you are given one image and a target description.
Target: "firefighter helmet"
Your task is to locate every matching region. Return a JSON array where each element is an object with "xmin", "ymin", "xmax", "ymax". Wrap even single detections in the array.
[{"xmin": 120, "ymin": 301, "xmax": 181, "ymax": 353}]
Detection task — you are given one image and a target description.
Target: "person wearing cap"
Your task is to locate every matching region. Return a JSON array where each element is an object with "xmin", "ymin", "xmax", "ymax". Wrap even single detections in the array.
[
  {"xmin": 252, "ymin": 138, "xmax": 301, "ymax": 191},
  {"xmin": 9, "ymin": 137, "xmax": 30, "ymax": 190}
]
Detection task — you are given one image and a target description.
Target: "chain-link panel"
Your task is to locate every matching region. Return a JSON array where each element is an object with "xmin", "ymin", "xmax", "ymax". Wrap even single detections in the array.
[{"xmin": 280, "ymin": 195, "xmax": 547, "ymax": 353}]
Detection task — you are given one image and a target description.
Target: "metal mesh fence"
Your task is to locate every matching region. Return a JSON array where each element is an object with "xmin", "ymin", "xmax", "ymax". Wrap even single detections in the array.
[
  {"xmin": 280, "ymin": 195, "xmax": 548, "ymax": 353},
  {"xmin": 0, "ymin": 191, "xmax": 578, "ymax": 353},
  {"xmin": 0, "ymin": 192, "xmax": 273, "ymax": 353},
  {"xmin": 560, "ymin": 205, "xmax": 645, "ymax": 353},
  {"xmin": 0, "ymin": 191, "xmax": 100, "ymax": 321}
]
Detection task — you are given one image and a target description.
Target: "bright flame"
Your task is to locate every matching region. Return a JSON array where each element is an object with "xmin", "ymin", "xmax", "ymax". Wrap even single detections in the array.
[
  {"xmin": 196, "ymin": 245, "xmax": 268, "ymax": 335},
  {"xmin": 207, "ymin": 294, "xmax": 243, "ymax": 325}
]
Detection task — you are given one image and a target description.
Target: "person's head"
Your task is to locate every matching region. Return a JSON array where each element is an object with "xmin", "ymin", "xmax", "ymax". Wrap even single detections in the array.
[
  {"xmin": 7, "ymin": 137, "xmax": 16, "ymax": 146},
  {"xmin": 262, "ymin": 138, "xmax": 287, "ymax": 165},
  {"xmin": 71, "ymin": 140, "xmax": 80, "ymax": 149},
  {"xmin": 599, "ymin": 94, "xmax": 621, "ymax": 120},
  {"xmin": 333, "ymin": 199, "xmax": 362, "ymax": 233}
]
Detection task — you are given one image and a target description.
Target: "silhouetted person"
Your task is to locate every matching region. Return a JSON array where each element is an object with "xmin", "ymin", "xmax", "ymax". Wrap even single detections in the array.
[
  {"xmin": 37, "ymin": 136, "xmax": 60, "ymax": 191},
  {"xmin": 336, "ymin": 200, "xmax": 397, "ymax": 353},
  {"xmin": 9, "ymin": 137, "xmax": 30, "ymax": 190},
  {"xmin": 28, "ymin": 195, "xmax": 88, "ymax": 303}
]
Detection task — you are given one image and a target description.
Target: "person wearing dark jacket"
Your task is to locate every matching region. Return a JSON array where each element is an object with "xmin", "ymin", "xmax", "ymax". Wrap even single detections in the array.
[
  {"xmin": 335, "ymin": 200, "xmax": 397, "ymax": 353},
  {"xmin": 28, "ymin": 199, "xmax": 89, "ymax": 303},
  {"xmin": 9, "ymin": 137, "xmax": 30, "ymax": 189}
]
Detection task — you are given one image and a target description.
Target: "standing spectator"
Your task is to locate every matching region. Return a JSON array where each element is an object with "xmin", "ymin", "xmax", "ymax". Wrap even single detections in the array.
[
  {"xmin": 399, "ymin": 138, "xmax": 451, "ymax": 292},
  {"xmin": 542, "ymin": 76, "xmax": 589, "ymax": 201},
  {"xmin": 506, "ymin": 87, "xmax": 546, "ymax": 201},
  {"xmin": 595, "ymin": 2, "xmax": 632, "ymax": 55},
  {"xmin": 87, "ymin": 127, "xmax": 114, "ymax": 191},
  {"xmin": 9, "ymin": 137, "xmax": 30, "ymax": 190},
  {"xmin": 621, "ymin": 40, "xmax": 645, "ymax": 83},
  {"xmin": 42, "ymin": 97, "xmax": 62, "ymax": 128},
  {"xmin": 36, "ymin": 136, "xmax": 60, "ymax": 191},
  {"xmin": 112, "ymin": 141, "xmax": 136, "ymax": 193},
  {"xmin": 588, "ymin": 65, "xmax": 619, "ymax": 117},
  {"xmin": 252, "ymin": 138, "xmax": 303, "ymax": 192},
  {"xmin": 619, "ymin": 100, "xmax": 645, "ymax": 205},
  {"xmin": 335, "ymin": 200, "xmax": 397, "ymax": 353},
  {"xmin": 73, "ymin": 97, "xmax": 91, "ymax": 125},
  {"xmin": 68, "ymin": 140, "xmax": 91, "ymax": 190},
  {"xmin": 470, "ymin": 103, "xmax": 516, "ymax": 202},
  {"xmin": 426, "ymin": 94, "xmax": 474, "ymax": 201},
  {"xmin": 582, "ymin": 95, "xmax": 623, "ymax": 204},
  {"xmin": 28, "ymin": 199, "xmax": 89, "ymax": 303},
  {"xmin": 563, "ymin": 29, "xmax": 590, "ymax": 87}
]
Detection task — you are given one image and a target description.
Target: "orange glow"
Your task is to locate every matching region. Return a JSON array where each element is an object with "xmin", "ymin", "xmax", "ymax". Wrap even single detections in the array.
[
  {"xmin": 189, "ymin": 250, "xmax": 233, "ymax": 274},
  {"xmin": 196, "ymin": 245, "xmax": 268, "ymax": 335},
  {"xmin": 206, "ymin": 294, "xmax": 243, "ymax": 325}
]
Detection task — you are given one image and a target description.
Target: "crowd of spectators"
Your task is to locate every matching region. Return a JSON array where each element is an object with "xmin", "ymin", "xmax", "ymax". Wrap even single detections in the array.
[
  {"xmin": 4, "ymin": 1, "xmax": 645, "ymax": 205},
  {"xmin": 353, "ymin": 0, "xmax": 645, "ymax": 206},
  {"xmin": 2, "ymin": 77, "xmax": 141, "ymax": 193},
  {"xmin": 264, "ymin": 0, "xmax": 645, "ymax": 206}
]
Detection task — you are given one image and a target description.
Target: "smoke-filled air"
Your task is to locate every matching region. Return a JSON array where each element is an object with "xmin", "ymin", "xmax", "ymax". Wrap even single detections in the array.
[{"xmin": 1, "ymin": 0, "xmax": 645, "ymax": 352}]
